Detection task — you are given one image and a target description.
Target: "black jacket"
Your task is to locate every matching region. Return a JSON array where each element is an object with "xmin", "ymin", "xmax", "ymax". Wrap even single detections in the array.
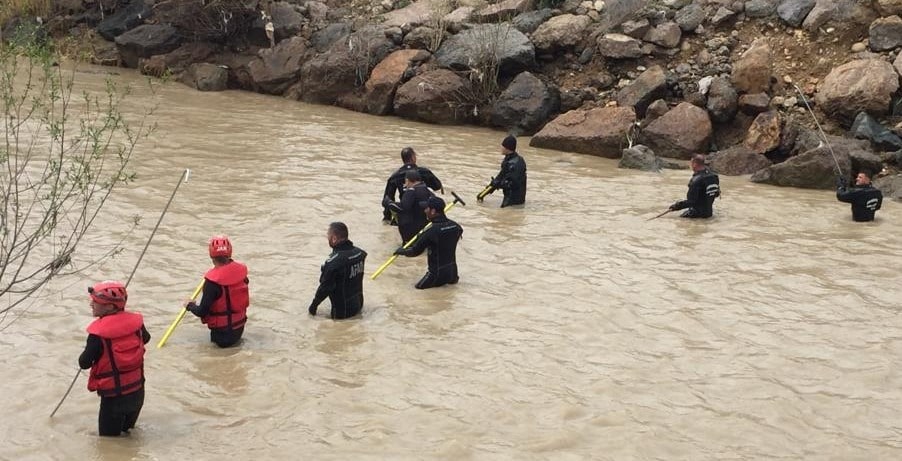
[
  {"xmin": 397, "ymin": 215, "xmax": 462, "ymax": 288},
  {"xmin": 382, "ymin": 164, "xmax": 442, "ymax": 220},
  {"xmin": 389, "ymin": 183, "xmax": 434, "ymax": 242},
  {"xmin": 491, "ymin": 152, "xmax": 527, "ymax": 207},
  {"xmin": 310, "ymin": 240, "xmax": 367, "ymax": 319},
  {"xmin": 837, "ymin": 184, "xmax": 883, "ymax": 222},
  {"xmin": 672, "ymin": 168, "xmax": 720, "ymax": 218}
]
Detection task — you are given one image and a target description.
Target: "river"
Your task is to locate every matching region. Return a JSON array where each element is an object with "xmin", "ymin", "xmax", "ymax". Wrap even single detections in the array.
[{"xmin": 1, "ymin": 65, "xmax": 900, "ymax": 460}]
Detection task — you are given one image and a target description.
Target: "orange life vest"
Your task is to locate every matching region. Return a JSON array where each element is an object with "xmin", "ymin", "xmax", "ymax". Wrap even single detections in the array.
[
  {"xmin": 86, "ymin": 311, "xmax": 145, "ymax": 397},
  {"xmin": 203, "ymin": 261, "xmax": 249, "ymax": 330}
]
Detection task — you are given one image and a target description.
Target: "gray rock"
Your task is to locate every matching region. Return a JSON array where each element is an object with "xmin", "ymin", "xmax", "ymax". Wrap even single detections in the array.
[
  {"xmin": 97, "ymin": 0, "xmax": 152, "ymax": 41},
  {"xmin": 643, "ymin": 22, "xmax": 682, "ymax": 48},
  {"xmin": 619, "ymin": 144, "xmax": 661, "ymax": 171},
  {"xmin": 849, "ymin": 148, "xmax": 885, "ymax": 177},
  {"xmin": 475, "ymin": 0, "xmax": 534, "ymax": 23},
  {"xmin": 738, "ymin": 92, "xmax": 771, "ymax": 114},
  {"xmin": 382, "ymin": 0, "xmax": 451, "ymax": 27},
  {"xmin": 511, "ymin": 9, "xmax": 555, "ymax": 34},
  {"xmin": 750, "ymin": 143, "xmax": 852, "ymax": 189},
  {"xmin": 777, "ymin": 0, "xmax": 816, "ymax": 27},
  {"xmin": 706, "ymin": 77, "xmax": 739, "ymax": 123},
  {"xmin": 708, "ymin": 145, "xmax": 772, "ymax": 175},
  {"xmin": 868, "ymin": 15, "xmax": 902, "ymax": 52},
  {"xmin": 615, "ymin": 65, "xmax": 667, "ymax": 118},
  {"xmin": 745, "ymin": 0, "xmax": 778, "ymax": 18},
  {"xmin": 621, "ymin": 18, "xmax": 651, "ymax": 38},
  {"xmin": 393, "ymin": 69, "xmax": 475, "ymax": 124},
  {"xmin": 491, "ymin": 72, "xmax": 560, "ymax": 135},
  {"xmin": 434, "ymin": 23, "xmax": 535, "ymax": 78},
  {"xmin": 597, "ymin": 33, "xmax": 645, "ymax": 59},
  {"xmin": 115, "ymin": 24, "xmax": 182, "ymax": 69},
  {"xmin": 815, "ymin": 59, "xmax": 900, "ymax": 125},
  {"xmin": 599, "ymin": 0, "xmax": 646, "ymax": 32},
  {"xmin": 895, "ymin": 52, "xmax": 902, "ymax": 78},
  {"xmin": 249, "ymin": 2, "xmax": 305, "ymax": 46},
  {"xmin": 310, "ymin": 23, "xmax": 350, "ymax": 53},
  {"xmin": 645, "ymin": 99, "xmax": 669, "ymax": 122},
  {"xmin": 639, "ymin": 102, "xmax": 713, "ymax": 158},
  {"xmin": 248, "ymin": 36, "xmax": 308, "ymax": 94},
  {"xmin": 711, "ymin": 7, "xmax": 737, "ymax": 25},
  {"xmin": 877, "ymin": 0, "xmax": 902, "ymax": 16},
  {"xmin": 874, "ymin": 174, "xmax": 902, "ymax": 200},
  {"xmin": 850, "ymin": 111, "xmax": 902, "ymax": 151},
  {"xmin": 802, "ymin": 1, "xmax": 834, "ymax": 31},
  {"xmin": 731, "ymin": 38, "xmax": 772, "ymax": 94},
  {"xmin": 403, "ymin": 26, "xmax": 439, "ymax": 50},
  {"xmin": 531, "ymin": 14, "xmax": 593, "ymax": 53},
  {"xmin": 181, "ymin": 63, "xmax": 228, "ymax": 92},
  {"xmin": 675, "ymin": 4, "xmax": 706, "ymax": 32}
]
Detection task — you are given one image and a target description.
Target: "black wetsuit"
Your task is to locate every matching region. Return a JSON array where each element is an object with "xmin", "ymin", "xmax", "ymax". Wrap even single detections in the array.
[
  {"xmin": 396, "ymin": 215, "xmax": 463, "ymax": 289},
  {"xmin": 389, "ymin": 182, "xmax": 434, "ymax": 242},
  {"xmin": 837, "ymin": 184, "xmax": 883, "ymax": 222},
  {"xmin": 491, "ymin": 152, "xmax": 527, "ymax": 207},
  {"xmin": 79, "ymin": 326, "xmax": 151, "ymax": 436},
  {"xmin": 671, "ymin": 168, "xmax": 720, "ymax": 218},
  {"xmin": 382, "ymin": 164, "xmax": 443, "ymax": 221},
  {"xmin": 187, "ymin": 279, "xmax": 247, "ymax": 348},
  {"xmin": 310, "ymin": 240, "xmax": 367, "ymax": 319}
]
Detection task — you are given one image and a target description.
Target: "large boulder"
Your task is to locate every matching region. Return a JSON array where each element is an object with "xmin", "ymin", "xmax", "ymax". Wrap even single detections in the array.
[
  {"xmin": 868, "ymin": 15, "xmax": 902, "ymax": 52},
  {"xmin": 750, "ymin": 140, "xmax": 853, "ymax": 189},
  {"xmin": 706, "ymin": 77, "xmax": 739, "ymax": 123},
  {"xmin": 731, "ymin": 38, "xmax": 772, "ymax": 94},
  {"xmin": 744, "ymin": 111, "xmax": 782, "ymax": 154},
  {"xmin": 877, "ymin": 0, "xmax": 902, "ymax": 15},
  {"xmin": 708, "ymin": 145, "xmax": 772, "ymax": 175},
  {"xmin": 179, "ymin": 63, "xmax": 228, "ymax": 92},
  {"xmin": 802, "ymin": 1, "xmax": 835, "ymax": 31},
  {"xmin": 310, "ymin": 23, "xmax": 350, "ymax": 53},
  {"xmin": 777, "ymin": 0, "xmax": 816, "ymax": 27},
  {"xmin": 475, "ymin": 0, "xmax": 534, "ymax": 23},
  {"xmin": 850, "ymin": 111, "xmax": 902, "ymax": 151},
  {"xmin": 615, "ymin": 65, "xmax": 667, "ymax": 118},
  {"xmin": 248, "ymin": 36, "xmax": 308, "ymax": 95},
  {"xmin": 530, "ymin": 14, "xmax": 593, "ymax": 53},
  {"xmin": 393, "ymin": 69, "xmax": 475, "ymax": 124},
  {"xmin": 675, "ymin": 3, "xmax": 706, "ymax": 31},
  {"xmin": 138, "ymin": 41, "xmax": 220, "ymax": 77},
  {"xmin": 115, "ymin": 24, "xmax": 182, "ymax": 68},
  {"xmin": 434, "ymin": 24, "xmax": 535, "ymax": 78},
  {"xmin": 297, "ymin": 27, "xmax": 396, "ymax": 104},
  {"xmin": 639, "ymin": 102, "xmax": 712, "ymax": 159},
  {"xmin": 490, "ymin": 72, "xmax": 560, "ymax": 135},
  {"xmin": 363, "ymin": 49, "xmax": 431, "ymax": 115},
  {"xmin": 874, "ymin": 174, "xmax": 902, "ymax": 200},
  {"xmin": 530, "ymin": 106, "xmax": 637, "ymax": 158},
  {"xmin": 815, "ymin": 59, "xmax": 900, "ymax": 124},
  {"xmin": 849, "ymin": 149, "xmax": 885, "ymax": 176},
  {"xmin": 97, "ymin": 0, "xmax": 152, "ymax": 40},
  {"xmin": 511, "ymin": 9, "xmax": 554, "ymax": 34}
]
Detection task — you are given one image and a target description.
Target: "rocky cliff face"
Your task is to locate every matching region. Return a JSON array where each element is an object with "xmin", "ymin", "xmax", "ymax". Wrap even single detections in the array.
[{"xmin": 6, "ymin": 0, "xmax": 902, "ymax": 191}]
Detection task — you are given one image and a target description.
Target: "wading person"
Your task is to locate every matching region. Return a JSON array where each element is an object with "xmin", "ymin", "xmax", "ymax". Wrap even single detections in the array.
[
  {"xmin": 394, "ymin": 197, "xmax": 463, "ymax": 289},
  {"xmin": 477, "ymin": 135, "xmax": 527, "ymax": 207},
  {"xmin": 79, "ymin": 281, "xmax": 150, "ymax": 437},
  {"xmin": 309, "ymin": 222, "xmax": 367, "ymax": 319},
  {"xmin": 837, "ymin": 171, "xmax": 883, "ymax": 222},
  {"xmin": 668, "ymin": 154, "xmax": 720, "ymax": 218},
  {"xmin": 386, "ymin": 170, "xmax": 435, "ymax": 243},
  {"xmin": 186, "ymin": 235, "xmax": 250, "ymax": 348},
  {"xmin": 382, "ymin": 147, "xmax": 443, "ymax": 223}
]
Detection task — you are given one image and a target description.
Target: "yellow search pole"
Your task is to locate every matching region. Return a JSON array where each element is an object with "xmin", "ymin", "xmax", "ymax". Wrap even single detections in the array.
[{"xmin": 156, "ymin": 279, "xmax": 204, "ymax": 348}]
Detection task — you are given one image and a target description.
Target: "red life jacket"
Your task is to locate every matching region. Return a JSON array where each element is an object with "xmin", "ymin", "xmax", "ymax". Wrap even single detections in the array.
[
  {"xmin": 86, "ymin": 311, "xmax": 145, "ymax": 397},
  {"xmin": 203, "ymin": 261, "xmax": 249, "ymax": 330}
]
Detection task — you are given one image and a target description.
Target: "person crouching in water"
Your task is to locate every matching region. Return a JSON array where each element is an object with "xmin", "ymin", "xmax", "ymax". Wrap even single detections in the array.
[
  {"xmin": 79, "ymin": 281, "xmax": 150, "ymax": 436},
  {"xmin": 308, "ymin": 222, "xmax": 367, "ymax": 319},
  {"xmin": 394, "ymin": 196, "xmax": 463, "ymax": 289},
  {"xmin": 186, "ymin": 235, "xmax": 250, "ymax": 347}
]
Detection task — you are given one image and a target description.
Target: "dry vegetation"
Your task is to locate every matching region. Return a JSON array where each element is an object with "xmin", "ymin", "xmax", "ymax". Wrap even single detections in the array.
[{"xmin": 0, "ymin": 0, "xmax": 51, "ymax": 24}]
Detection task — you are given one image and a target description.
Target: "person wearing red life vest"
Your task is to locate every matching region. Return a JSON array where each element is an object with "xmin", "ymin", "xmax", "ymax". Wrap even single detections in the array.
[
  {"xmin": 78, "ymin": 280, "xmax": 150, "ymax": 436},
  {"xmin": 186, "ymin": 235, "xmax": 250, "ymax": 347}
]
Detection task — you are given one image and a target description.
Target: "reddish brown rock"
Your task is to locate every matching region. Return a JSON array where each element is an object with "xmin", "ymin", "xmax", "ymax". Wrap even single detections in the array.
[
  {"xmin": 364, "ymin": 49, "xmax": 431, "ymax": 115},
  {"xmin": 744, "ymin": 111, "xmax": 782, "ymax": 154},
  {"xmin": 529, "ymin": 107, "xmax": 637, "ymax": 158},
  {"xmin": 639, "ymin": 102, "xmax": 712, "ymax": 159}
]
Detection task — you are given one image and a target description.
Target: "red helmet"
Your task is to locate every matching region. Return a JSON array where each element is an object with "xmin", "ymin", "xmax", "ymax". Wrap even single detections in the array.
[
  {"xmin": 88, "ymin": 280, "xmax": 128, "ymax": 310},
  {"xmin": 208, "ymin": 235, "xmax": 232, "ymax": 258}
]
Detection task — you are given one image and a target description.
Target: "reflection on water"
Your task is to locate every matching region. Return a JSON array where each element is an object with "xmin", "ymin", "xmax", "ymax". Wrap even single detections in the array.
[{"xmin": 0, "ymin": 65, "xmax": 901, "ymax": 460}]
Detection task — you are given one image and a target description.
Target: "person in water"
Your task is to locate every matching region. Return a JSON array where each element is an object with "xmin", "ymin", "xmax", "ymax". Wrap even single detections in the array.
[
  {"xmin": 186, "ymin": 235, "xmax": 250, "ymax": 347},
  {"xmin": 478, "ymin": 135, "xmax": 527, "ymax": 207},
  {"xmin": 382, "ymin": 147, "xmax": 443, "ymax": 223},
  {"xmin": 385, "ymin": 170, "xmax": 435, "ymax": 243},
  {"xmin": 836, "ymin": 170, "xmax": 883, "ymax": 222},
  {"xmin": 309, "ymin": 222, "xmax": 367, "ymax": 319},
  {"xmin": 79, "ymin": 280, "xmax": 150, "ymax": 437},
  {"xmin": 669, "ymin": 154, "xmax": 720, "ymax": 218},
  {"xmin": 394, "ymin": 196, "xmax": 463, "ymax": 289}
]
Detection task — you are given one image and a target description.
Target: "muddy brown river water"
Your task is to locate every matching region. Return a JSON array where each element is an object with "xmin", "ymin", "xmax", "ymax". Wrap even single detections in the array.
[{"xmin": 1, "ymin": 66, "xmax": 901, "ymax": 460}]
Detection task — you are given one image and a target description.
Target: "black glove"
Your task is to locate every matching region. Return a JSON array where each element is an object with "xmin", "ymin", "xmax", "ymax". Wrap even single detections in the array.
[
  {"xmin": 668, "ymin": 202, "xmax": 679, "ymax": 211},
  {"xmin": 185, "ymin": 301, "xmax": 198, "ymax": 314},
  {"xmin": 393, "ymin": 246, "xmax": 406, "ymax": 256},
  {"xmin": 381, "ymin": 195, "xmax": 391, "ymax": 208},
  {"xmin": 836, "ymin": 176, "xmax": 847, "ymax": 188},
  {"xmin": 308, "ymin": 304, "xmax": 317, "ymax": 316}
]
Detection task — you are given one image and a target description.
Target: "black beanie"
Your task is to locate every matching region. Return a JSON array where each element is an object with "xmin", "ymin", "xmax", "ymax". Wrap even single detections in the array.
[{"xmin": 501, "ymin": 135, "xmax": 517, "ymax": 151}]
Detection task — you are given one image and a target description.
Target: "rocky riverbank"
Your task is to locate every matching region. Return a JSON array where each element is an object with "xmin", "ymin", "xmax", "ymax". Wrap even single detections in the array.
[{"xmin": 5, "ymin": 0, "xmax": 902, "ymax": 197}]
